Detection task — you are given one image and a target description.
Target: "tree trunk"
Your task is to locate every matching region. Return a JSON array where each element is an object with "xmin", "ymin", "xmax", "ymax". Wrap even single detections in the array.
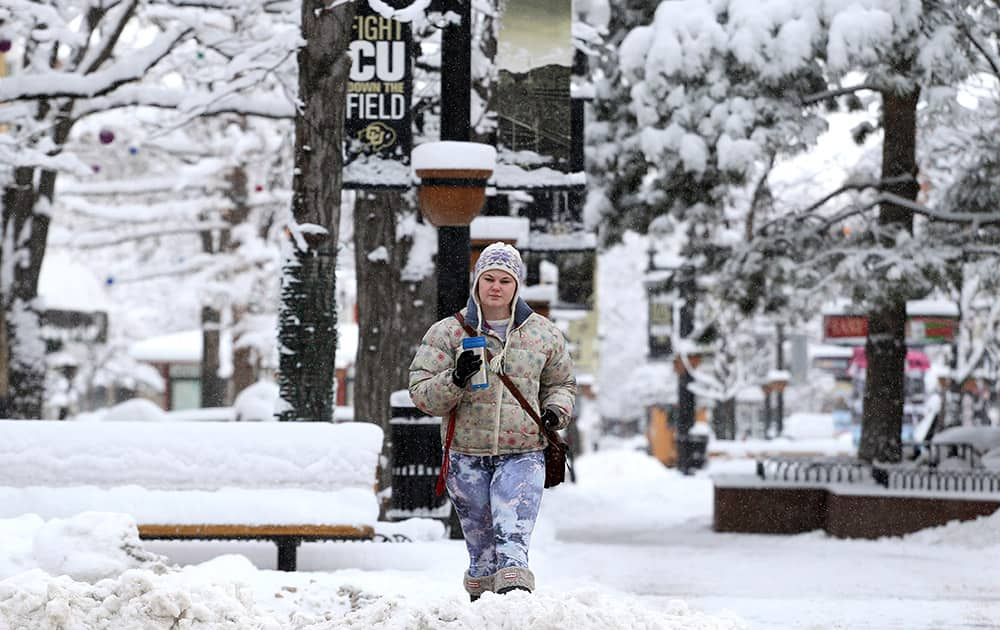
[
  {"xmin": 277, "ymin": 0, "xmax": 354, "ymax": 422},
  {"xmin": 231, "ymin": 337, "xmax": 257, "ymax": 396},
  {"xmin": 200, "ymin": 306, "xmax": 227, "ymax": 407},
  {"xmin": 223, "ymin": 165, "xmax": 256, "ymax": 400},
  {"xmin": 353, "ymin": 191, "xmax": 436, "ymax": 498},
  {"xmin": 1, "ymin": 165, "xmax": 54, "ymax": 419},
  {"xmin": 858, "ymin": 85, "xmax": 920, "ymax": 463},
  {"xmin": 713, "ymin": 398, "xmax": 736, "ymax": 440}
]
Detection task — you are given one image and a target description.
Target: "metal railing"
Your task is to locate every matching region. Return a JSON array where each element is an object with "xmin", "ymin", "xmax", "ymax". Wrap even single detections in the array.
[
  {"xmin": 756, "ymin": 456, "xmax": 872, "ymax": 484},
  {"xmin": 755, "ymin": 442, "xmax": 999, "ymax": 493},
  {"xmin": 872, "ymin": 466, "xmax": 1000, "ymax": 492}
]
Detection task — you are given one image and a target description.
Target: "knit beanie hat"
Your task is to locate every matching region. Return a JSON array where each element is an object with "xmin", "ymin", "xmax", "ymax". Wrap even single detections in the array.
[{"xmin": 471, "ymin": 242, "xmax": 524, "ymax": 374}]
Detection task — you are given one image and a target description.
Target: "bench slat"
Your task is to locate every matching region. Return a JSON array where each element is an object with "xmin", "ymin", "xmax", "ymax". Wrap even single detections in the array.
[{"xmin": 138, "ymin": 524, "xmax": 374, "ymax": 539}]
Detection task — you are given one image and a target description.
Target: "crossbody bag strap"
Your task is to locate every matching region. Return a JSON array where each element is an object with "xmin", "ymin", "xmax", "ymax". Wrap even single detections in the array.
[
  {"xmin": 434, "ymin": 409, "xmax": 456, "ymax": 497},
  {"xmin": 454, "ymin": 312, "xmax": 547, "ymax": 434}
]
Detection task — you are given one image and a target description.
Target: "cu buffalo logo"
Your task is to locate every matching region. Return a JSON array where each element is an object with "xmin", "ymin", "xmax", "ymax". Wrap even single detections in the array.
[{"xmin": 359, "ymin": 122, "xmax": 397, "ymax": 151}]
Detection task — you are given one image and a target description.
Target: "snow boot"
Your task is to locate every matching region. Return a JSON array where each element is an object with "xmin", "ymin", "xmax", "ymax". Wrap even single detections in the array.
[
  {"xmin": 464, "ymin": 571, "xmax": 493, "ymax": 602},
  {"xmin": 493, "ymin": 566, "xmax": 534, "ymax": 594}
]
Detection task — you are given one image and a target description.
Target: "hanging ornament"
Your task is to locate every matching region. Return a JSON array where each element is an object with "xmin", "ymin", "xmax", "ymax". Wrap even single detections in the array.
[
  {"xmin": 0, "ymin": 39, "xmax": 11, "ymax": 53},
  {"xmin": 91, "ymin": 164, "xmax": 101, "ymax": 173},
  {"xmin": 105, "ymin": 276, "xmax": 115, "ymax": 286},
  {"xmin": 254, "ymin": 185, "xmax": 264, "ymax": 192},
  {"xmin": 196, "ymin": 51, "xmax": 205, "ymax": 60},
  {"xmin": 98, "ymin": 128, "xmax": 115, "ymax": 145},
  {"xmin": 128, "ymin": 146, "xmax": 138, "ymax": 155}
]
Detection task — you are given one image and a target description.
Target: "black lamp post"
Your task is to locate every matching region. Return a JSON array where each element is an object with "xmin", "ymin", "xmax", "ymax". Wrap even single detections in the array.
[
  {"xmin": 435, "ymin": 0, "xmax": 472, "ymax": 540},
  {"xmin": 675, "ymin": 263, "xmax": 696, "ymax": 470},
  {"xmin": 436, "ymin": 0, "xmax": 472, "ymax": 319}
]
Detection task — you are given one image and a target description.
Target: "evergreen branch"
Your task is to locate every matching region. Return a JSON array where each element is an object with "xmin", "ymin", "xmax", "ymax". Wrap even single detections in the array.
[
  {"xmin": 745, "ymin": 153, "xmax": 775, "ymax": 241},
  {"xmin": 801, "ymin": 83, "xmax": 881, "ymax": 105},
  {"xmin": 874, "ymin": 192, "xmax": 1000, "ymax": 225},
  {"xmin": 957, "ymin": 21, "xmax": 1000, "ymax": 81},
  {"xmin": 756, "ymin": 175, "xmax": 913, "ymax": 236}
]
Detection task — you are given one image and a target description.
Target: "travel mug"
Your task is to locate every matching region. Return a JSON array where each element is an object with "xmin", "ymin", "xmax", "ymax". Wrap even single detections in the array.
[{"xmin": 462, "ymin": 336, "xmax": 489, "ymax": 390}]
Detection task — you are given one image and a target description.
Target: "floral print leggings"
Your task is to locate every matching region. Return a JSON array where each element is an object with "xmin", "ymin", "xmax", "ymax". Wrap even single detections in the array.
[{"xmin": 445, "ymin": 450, "xmax": 545, "ymax": 578}]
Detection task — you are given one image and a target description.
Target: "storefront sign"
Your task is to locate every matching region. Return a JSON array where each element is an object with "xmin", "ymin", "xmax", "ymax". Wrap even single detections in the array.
[
  {"xmin": 823, "ymin": 314, "xmax": 957, "ymax": 346},
  {"xmin": 906, "ymin": 316, "xmax": 957, "ymax": 344},
  {"xmin": 345, "ymin": 3, "xmax": 412, "ymax": 167}
]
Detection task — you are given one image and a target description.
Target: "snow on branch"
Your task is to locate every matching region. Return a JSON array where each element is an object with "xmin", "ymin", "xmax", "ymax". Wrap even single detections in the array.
[
  {"xmin": 76, "ymin": 0, "xmax": 140, "ymax": 76},
  {"xmin": 69, "ymin": 222, "xmax": 232, "ymax": 249},
  {"xmin": 0, "ymin": 27, "xmax": 191, "ymax": 102},
  {"xmin": 58, "ymin": 196, "xmax": 232, "ymax": 224},
  {"xmin": 111, "ymin": 249, "xmax": 275, "ymax": 283},
  {"xmin": 73, "ymin": 87, "xmax": 296, "ymax": 121}
]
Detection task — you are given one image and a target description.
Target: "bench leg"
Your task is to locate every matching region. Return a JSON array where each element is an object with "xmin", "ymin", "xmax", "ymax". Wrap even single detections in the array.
[{"xmin": 275, "ymin": 537, "xmax": 301, "ymax": 571}]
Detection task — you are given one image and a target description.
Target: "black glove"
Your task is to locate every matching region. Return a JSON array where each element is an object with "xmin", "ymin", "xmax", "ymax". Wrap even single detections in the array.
[
  {"xmin": 541, "ymin": 408, "xmax": 560, "ymax": 430},
  {"xmin": 452, "ymin": 350, "xmax": 482, "ymax": 388}
]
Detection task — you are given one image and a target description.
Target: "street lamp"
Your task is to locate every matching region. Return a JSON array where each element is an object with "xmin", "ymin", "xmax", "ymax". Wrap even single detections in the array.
[
  {"xmin": 412, "ymin": 141, "xmax": 496, "ymax": 227},
  {"xmin": 763, "ymin": 369, "xmax": 790, "ymax": 437},
  {"xmin": 435, "ymin": 0, "xmax": 474, "ymax": 320}
]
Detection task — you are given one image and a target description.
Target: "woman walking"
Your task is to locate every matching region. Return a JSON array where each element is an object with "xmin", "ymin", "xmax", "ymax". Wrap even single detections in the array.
[{"xmin": 409, "ymin": 242, "xmax": 576, "ymax": 600}]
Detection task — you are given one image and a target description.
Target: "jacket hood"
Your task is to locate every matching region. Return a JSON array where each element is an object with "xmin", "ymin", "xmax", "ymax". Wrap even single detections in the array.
[{"xmin": 463, "ymin": 294, "xmax": 533, "ymax": 332}]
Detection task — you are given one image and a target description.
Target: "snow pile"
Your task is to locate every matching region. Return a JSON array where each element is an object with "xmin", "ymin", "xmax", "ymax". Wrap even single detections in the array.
[
  {"xmin": 374, "ymin": 517, "xmax": 445, "ymax": 542},
  {"xmin": 0, "ymin": 563, "xmax": 285, "ymax": 630},
  {"xmin": 0, "ymin": 420, "xmax": 382, "ymax": 526},
  {"xmin": 0, "ymin": 486, "xmax": 379, "ymax": 528},
  {"xmin": 324, "ymin": 591, "xmax": 747, "ymax": 630},
  {"xmin": 904, "ymin": 509, "xmax": 1000, "ymax": 549},
  {"xmin": 232, "ymin": 379, "xmax": 280, "ymax": 422},
  {"xmin": 293, "ymin": 589, "xmax": 747, "ymax": 630},
  {"xmin": 0, "ymin": 512, "xmax": 746, "ymax": 630},
  {"xmin": 0, "ymin": 420, "xmax": 382, "ymax": 491},
  {"xmin": 74, "ymin": 398, "xmax": 168, "ymax": 423},
  {"xmin": 933, "ymin": 426, "xmax": 1000, "ymax": 453},
  {"xmin": 538, "ymin": 449, "xmax": 712, "ymax": 539},
  {"xmin": 781, "ymin": 412, "xmax": 835, "ymax": 440},
  {"xmin": 0, "ymin": 572, "xmax": 746, "ymax": 630},
  {"xmin": 0, "ymin": 513, "xmax": 161, "ymax": 581}
]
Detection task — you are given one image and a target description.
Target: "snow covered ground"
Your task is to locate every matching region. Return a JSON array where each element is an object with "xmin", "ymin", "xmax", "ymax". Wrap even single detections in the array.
[{"xmin": 2, "ymin": 449, "xmax": 999, "ymax": 629}]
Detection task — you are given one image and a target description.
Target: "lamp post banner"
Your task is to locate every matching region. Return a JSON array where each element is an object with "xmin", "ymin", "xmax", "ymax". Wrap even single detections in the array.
[
  {"xmin": 493, "ymin": 0, "xmax": 573, "ymax": 175},
  {"xmin": 345, "ymin": 1, "xmax": 412, "ymax": 170}
]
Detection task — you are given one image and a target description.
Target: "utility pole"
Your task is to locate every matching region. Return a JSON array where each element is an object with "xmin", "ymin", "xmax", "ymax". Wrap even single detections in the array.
[{"xmin": 436, "ymin": 0, "xmax": 472, "ymax": 319}]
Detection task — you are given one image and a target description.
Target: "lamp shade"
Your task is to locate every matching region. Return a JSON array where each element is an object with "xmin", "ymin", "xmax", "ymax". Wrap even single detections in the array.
[{"xmin": 412, "ymin": 142, "xmax": 496, "ymax": 227}]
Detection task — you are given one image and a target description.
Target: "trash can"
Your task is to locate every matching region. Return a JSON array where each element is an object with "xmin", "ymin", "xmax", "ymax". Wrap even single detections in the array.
[
  {"xmin": 388, "ymin": 390, "xmax": 450, "ymax": 519},
  {"xmin": 676, "ymin": 432, "xmax": 709, "ymax": 474}
]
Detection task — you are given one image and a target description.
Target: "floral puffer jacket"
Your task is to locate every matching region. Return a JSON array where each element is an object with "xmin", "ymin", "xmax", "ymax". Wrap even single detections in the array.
[{"xmin": 408, "ymin": 297, "xmax": 576, "ymax": 456}]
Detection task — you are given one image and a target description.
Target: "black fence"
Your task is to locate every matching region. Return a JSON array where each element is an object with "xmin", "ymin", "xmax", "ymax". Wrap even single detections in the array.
[
  {"xmin": 756, "ymin": 456, "xmax": 872, "ymax": 484},
  {"xmin": 757, "ymin": 442, "xmax": 1000, "ymax": 494},
  {"xmin": 870, "ymin": 465, "xmax": 1000, "ymax": 492}
]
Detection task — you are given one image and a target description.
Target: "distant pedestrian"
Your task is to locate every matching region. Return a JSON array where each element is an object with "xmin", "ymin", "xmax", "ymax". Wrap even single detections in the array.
[{"xmin": 409, "ymin": 241, "xmax": 576, "ymax": 601}]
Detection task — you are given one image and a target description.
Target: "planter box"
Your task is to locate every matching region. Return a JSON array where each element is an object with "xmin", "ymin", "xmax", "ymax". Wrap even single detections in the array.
[{"xmin": 713, "ymin": 474, "xmax": 1000, "ymax": 538}]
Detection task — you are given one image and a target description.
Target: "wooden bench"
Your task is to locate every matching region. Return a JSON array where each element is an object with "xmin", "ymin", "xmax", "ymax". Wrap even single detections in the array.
[
  {"xmin": 137, "ymin": 524, "xmax": 374, "ymax": 571},
  {"xmin": 0, "ymin": 419, "xmax": 383, "ymax": 571}
]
